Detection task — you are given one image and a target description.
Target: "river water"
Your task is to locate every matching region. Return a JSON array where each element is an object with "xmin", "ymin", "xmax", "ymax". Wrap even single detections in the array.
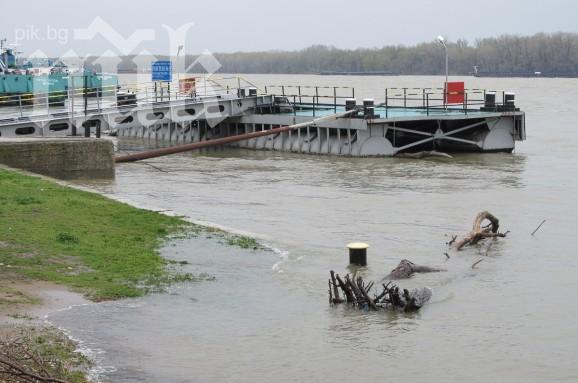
[{"xmin": 50, "ymin": 75, "xmax": 578, "ymax": 382}]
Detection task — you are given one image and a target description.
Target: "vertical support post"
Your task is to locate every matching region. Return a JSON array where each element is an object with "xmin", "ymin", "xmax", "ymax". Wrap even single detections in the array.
[
  {"xmin": 385, "ymin": 89, "xmax": 388, "ymax": 119},
  {"xmin": 298, "ymin": 85, "xmax": 302, "ymax": 103},
  {"xmin": 315, "ymin": 86, "xmax": 319, "ymax": 106},
  {"xmin": 422, "ymin": 88, "xmax": 426, "ymax": 108},
  {"xmin": 95, "ymin": 120, "xmax": 101, "ymax": 138},
  {"xmin": 293, "ymin": 95, "xmax": 296, "ymax": 116},
  {"xmin": 297, "ymin": 123, "xmax": 301, "ymax": 152},
  {"xmin": 96, "ymin": 85, "xmax": 101, "ymax": 111},
  {"xmin": 333, "ymin": 86, "xmax": 337, "ymax": 113},
  {"xmin": 464, "ymin": 92, "xmax": 468, "ymax": 115},
  {"xmin": 426, "ymin": 93, "xmax": 430, "ymax": 116},
  {"xmin": 347, "ymin": 129, "xmax": 352, "ymax": 155},
  {"xmin": 403, "ymin": 88, "xmax": 407, "ymax": 108},
  {"xmin": 113, "ymin": 78, "xmax": 118, "ymax": 108},
  {"xmin": 83, "ymin": 74, "xmax": 88, "ymax": 120},
  {"xmin": 70, "ymin": 75, "xmax": 76, "ymax": 136},
  {"xmin": 282, "ymin": 85, "xmax": 285, "ymax": 97},
  {"xmin": 313, "ymin": 94, "xmax": 316, "ymax": 117}
]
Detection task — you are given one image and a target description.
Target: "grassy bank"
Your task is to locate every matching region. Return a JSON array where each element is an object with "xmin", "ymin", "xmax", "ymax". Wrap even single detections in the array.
[
  {"xmin": 0, "ymin": 167, "xmax": 266, "ymax": 382},
  {"xmin": 0, "ymin": 168, "xmax": 193, "ymax": 301}
]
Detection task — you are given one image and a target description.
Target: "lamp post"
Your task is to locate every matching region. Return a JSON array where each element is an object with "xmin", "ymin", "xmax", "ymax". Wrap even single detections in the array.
[
  {"xmin": 437, "ymin": 35, "xmax": 449, "ymax": 106},
  {"xmin": 437, "ymin": 35, "xmax": 448, "ymax": 84}
]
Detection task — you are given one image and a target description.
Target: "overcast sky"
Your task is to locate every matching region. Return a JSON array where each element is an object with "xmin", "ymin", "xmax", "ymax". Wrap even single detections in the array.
[{"xmin": 3, "ymin": 0, "xmax": 578, "ymax": 56}]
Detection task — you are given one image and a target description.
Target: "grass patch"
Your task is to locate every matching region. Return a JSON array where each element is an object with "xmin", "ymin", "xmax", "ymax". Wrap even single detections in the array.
[
  {"xmin": 226, "ymin": 235, "xmax": 261, "ymax": 250},
  {"xmin": 56, "ymin": 232, "xmax": 79, "ymax": 244},
  {"xmin": 6, "ymin": 312, "xmax": 35, "ymax": 320},
  {"xmin": 0, "ymin": 168, "xmax": 190, "ymax": 301},
  {"xmin": 0, "ymin": 286, "xmax": 41, "ymax": 306},
  {"xmin": 169, "ymin": 224, "xmax": 264, "ymax": 251}
]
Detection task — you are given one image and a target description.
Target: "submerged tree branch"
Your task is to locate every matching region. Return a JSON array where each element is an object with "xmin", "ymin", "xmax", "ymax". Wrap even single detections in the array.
[{"xmin": 453, "ymin": 211, "xmax": 508, "ymax": 250}]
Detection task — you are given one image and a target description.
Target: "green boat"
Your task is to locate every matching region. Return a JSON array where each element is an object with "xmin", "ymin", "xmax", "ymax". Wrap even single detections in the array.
[{"xmin": 0, "ymin": 39, "xmax": 118, "ymax": 106}]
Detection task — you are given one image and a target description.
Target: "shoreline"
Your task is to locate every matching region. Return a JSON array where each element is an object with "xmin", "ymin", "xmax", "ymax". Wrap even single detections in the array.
[{"xmin": 0, "ymin": 165, "xmax": 264, "ymax": 382}]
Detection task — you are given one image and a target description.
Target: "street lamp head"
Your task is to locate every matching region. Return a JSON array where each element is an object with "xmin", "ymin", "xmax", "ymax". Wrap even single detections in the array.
[{"xmin": 437, "ymin": 35, "xmax": 447, "ymax": 48}]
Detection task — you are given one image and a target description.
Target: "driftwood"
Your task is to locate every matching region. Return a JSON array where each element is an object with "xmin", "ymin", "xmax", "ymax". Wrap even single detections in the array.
[
  {"xmin": 329, "ymin": 270, "xmax": 344, "ymax": 304},
  {"xmin": 531, "ymin": 219, "xmax": 546, "ymax": 236},
  {"xmin": 453, "ymin": 211, "xmax": 509, "ymax": 250},
  {"xmin": 0, "ymin": 355, "xmax": 70, "ymax": 383},
  {"xmin": 329, "ymin": 271, "xmax": 432, "ymax": 312},
  {"xmin": 471, "ymin": 259, "xmax": 484, "ymax": 269},
  {"xmin": 397, "ymin": 151, "xmax": 453, "ymax": 159},
  {"xmin": 0, "ymin": 327, "xmax": 90, "ymax": 383},
  {"xmin": 385, "ymin": 259, "xmax": 446, "ymax": 279}
]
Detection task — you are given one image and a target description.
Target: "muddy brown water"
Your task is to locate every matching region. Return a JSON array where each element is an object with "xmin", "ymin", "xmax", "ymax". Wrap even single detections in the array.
[{"xmin": 49, "ymin": 75, "xmax": 578, "ymax": 382}]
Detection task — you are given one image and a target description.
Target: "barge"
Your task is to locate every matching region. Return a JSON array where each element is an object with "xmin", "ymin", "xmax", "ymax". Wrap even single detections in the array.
[{"xmin": 0, "ymin": 76, "xmax": 525, "ymax": 156}]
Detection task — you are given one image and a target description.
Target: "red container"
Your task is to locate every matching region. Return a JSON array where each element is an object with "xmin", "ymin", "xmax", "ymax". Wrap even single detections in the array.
[{"xmin": 444, "ymin": 81, "xmax": 465, "ymax": 104}]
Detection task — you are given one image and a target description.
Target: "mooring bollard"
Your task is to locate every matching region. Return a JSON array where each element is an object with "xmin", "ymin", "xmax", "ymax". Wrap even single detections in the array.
[{"xmin": 347, "ymin": 242, "xmax": 369, "ymax": 266}]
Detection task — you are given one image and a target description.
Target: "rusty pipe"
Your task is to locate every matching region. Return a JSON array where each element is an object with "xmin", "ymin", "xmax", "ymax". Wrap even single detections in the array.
[{"xmin": 115, "ymin": 110, "xmax": 357, "ymax": 163}]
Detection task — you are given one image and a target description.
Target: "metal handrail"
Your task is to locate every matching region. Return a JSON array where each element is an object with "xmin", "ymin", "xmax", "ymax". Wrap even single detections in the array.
[
  {"xmin": 263, "ymin": 85, "xmax": 514, "ymax": 119},
  {"xmin": 0, "ymin": 75, "xmax": 261, "ymax": 121},
  {"xmin": 382, "ymin": 87, "xmax": 511, "ymax": 117},
  {"xmin": 0, "ymin": 80, "xmax": 516, "ymax": 122}
]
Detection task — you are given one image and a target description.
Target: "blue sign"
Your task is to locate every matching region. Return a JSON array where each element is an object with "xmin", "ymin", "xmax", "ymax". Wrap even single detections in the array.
[{"xmin": 152, "ymin": 60, "xmax": 172, "ymax": 82}]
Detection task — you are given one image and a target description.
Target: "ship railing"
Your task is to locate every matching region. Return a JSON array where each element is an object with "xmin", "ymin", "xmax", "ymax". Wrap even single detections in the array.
[
  {"xmin": 0, "ymin": 85, "xmax": 118, "ymax": 120},
  {"xmin": 261, "ymin": 85, "xmax": 514, "ymax": 118},
  {"xmin": 262, "ymin": 85, "xmax": 355, "ymax": 116},
  {"xmin": 121, "ymin": 75, "xmax": 262, "ymax": 104},
  {"xmin": 0, "ymin": 76, "xmax": 261, "ymax": 121},
  {"xmin": 382, "ymin": 87, "xmax": 509, "ymax": 117}
]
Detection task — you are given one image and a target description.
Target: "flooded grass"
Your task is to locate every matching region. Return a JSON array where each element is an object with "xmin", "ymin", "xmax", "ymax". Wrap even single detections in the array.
[
  {"xmin": 0, "ymin": 168, "xmax": 190, "ymax": 301},
  {"xmin": 226, "ymin": 235, "xmax": 261, "ymax": 250},
  {"xmin": 0, "ymin": 286, "xmax": 41, "ymax": 307},
  {"xmin": 0, "ymin": 168, "xmax": 262, "ymax": 302}
]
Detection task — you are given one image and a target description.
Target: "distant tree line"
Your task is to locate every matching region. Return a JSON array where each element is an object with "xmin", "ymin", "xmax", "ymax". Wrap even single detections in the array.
[{"xmin": 194, "ymin": 33, "xmax": 578, "ymax": 75}]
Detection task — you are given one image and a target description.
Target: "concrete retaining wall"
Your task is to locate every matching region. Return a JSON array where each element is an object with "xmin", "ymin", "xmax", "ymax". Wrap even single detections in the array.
[{"xmin": 0, "ymin": 138, "xmax": 114, "ymax": 179}]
